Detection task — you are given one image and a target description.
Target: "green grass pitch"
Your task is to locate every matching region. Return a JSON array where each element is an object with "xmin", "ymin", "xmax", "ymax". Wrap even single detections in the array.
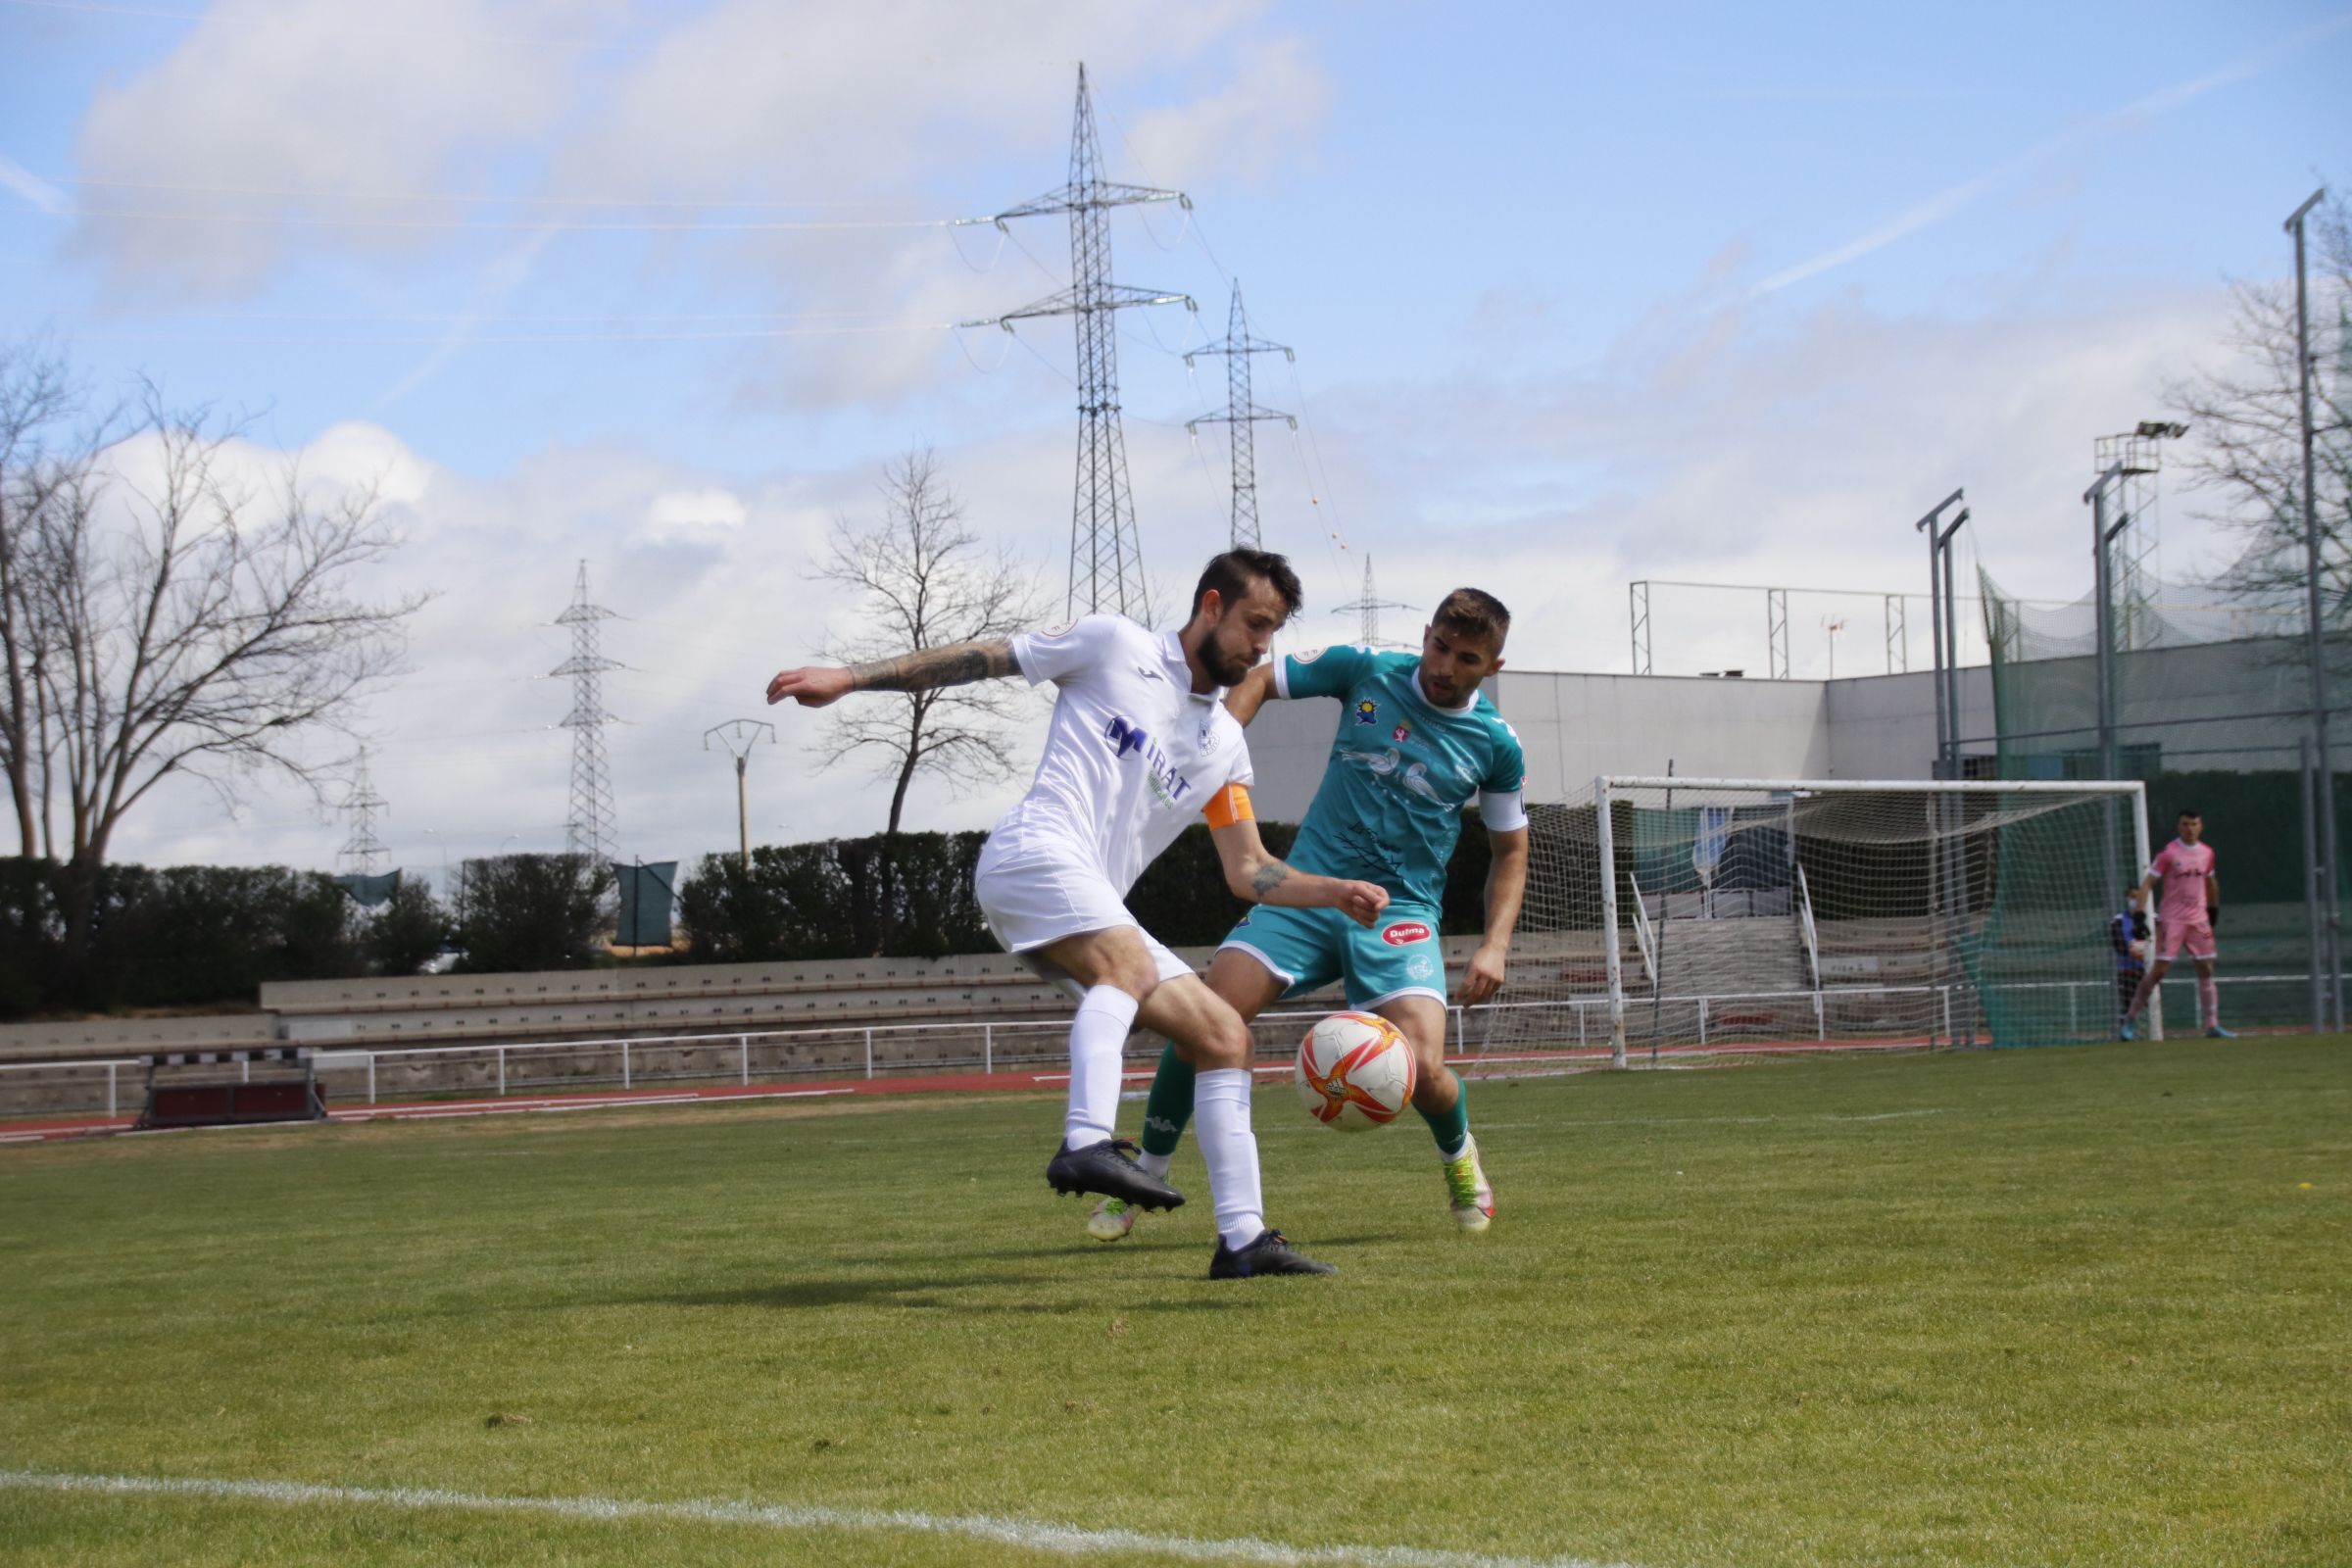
[{"xmin": 0, "ymin": 1039, "xmax": 2345, "ymax": 1567}]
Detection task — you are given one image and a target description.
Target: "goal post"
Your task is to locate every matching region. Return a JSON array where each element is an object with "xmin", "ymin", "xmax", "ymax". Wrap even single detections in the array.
[{"xmin": 1500, "ymin": 776, "xmax": 2154, "ymax": 1065}]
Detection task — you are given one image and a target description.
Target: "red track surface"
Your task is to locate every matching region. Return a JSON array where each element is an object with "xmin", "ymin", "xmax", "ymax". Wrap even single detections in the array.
[{"xmin": 0, "ymin": 1038, "xmax": 1921, "ymax": 1146}]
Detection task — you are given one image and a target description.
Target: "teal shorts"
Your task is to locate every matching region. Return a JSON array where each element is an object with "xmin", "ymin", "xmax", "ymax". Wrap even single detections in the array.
[{"xmin": 1220, "ymin": 902, "xmax": 1448, "ymax": 1008}]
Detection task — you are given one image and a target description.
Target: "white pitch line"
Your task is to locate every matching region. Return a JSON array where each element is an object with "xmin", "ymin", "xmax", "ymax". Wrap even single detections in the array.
[{"xmin": 0, "ymin": 1468, "xmax": 1639, "ymax": 1568}]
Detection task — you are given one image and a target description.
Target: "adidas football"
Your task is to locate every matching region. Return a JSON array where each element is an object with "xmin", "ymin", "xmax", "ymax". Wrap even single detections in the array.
[{"xmin": 1294, "ymin": 1011, "xmax": 1417, "ymax": 1132}]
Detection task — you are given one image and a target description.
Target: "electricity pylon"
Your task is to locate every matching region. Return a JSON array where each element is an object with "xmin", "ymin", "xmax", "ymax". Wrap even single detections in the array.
[
  {"xmin": 1187, "ymin": 280, "xmax": 1295, "ymax": 550},
  {"xmin": 963, "ymin": 64, "xmax": 1194, "ymax": 623},
  {"xmin": 336, "ymin": 747, "xmax": 389, "ymax": 874},
  {"xmin": 1333, "ymin": 557, "xmax": 1417, "ymax": 648},
  {"xmin": 551, "ymin": 561, "xmax": 620, "ymax": 865}
]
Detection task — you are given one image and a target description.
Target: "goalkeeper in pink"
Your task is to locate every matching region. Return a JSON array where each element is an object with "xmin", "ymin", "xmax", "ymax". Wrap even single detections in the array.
[{"xmin": 2121, "ymin": 808, "xmax": 2232, "ymax": 1040}]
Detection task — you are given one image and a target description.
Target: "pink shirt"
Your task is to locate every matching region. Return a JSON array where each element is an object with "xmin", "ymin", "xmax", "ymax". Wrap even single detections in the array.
[{"xmin": 2148, "ymin": 839, "xmax": 2216, "ymax": 926}]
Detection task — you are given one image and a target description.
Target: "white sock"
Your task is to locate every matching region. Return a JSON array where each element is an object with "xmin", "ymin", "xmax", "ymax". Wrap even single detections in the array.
[
  {"xmin": 1064, "ymin": 986, "xmax": 1140, "ymax": 1150},
  {"xmin": 1194, "ymin": 1067, "xmax": 1265, "ymax": 1250},
  {"xmin": 1137, "ymin": 1151, "xmax": 1172, "ymax": 1180}
]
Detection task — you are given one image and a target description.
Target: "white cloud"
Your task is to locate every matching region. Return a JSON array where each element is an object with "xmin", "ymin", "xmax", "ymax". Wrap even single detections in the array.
[
  {"xmin": 65, "ymin": 0, "xmax": 1329, "ymax": 327},
  {"xmin": 90, "ymin": 256, "xmax": 2255, "ymax": 873},
  {"xmin": 640, "ymin": 486, "xmax": 748, "ymax": 543},
  {"xmin": 70, "ymin": 0, "xmax": 626, "ymax": 299},
  {"xmin": 1123, "ymin": 37, "xmax": 1331, "ymax": 190}
]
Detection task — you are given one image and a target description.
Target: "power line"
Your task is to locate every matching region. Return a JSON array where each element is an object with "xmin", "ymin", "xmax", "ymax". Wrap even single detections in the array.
[
  {"xmin": 550, "ymin": 562, "xmax": 621, "ymax": 865},
  {"xmin": 51, "ymin": 207, "xmax": 956, "ymax": 234},
  {"xmin": 1332, "ymin": 557, "xmax": 1418, "ymax": 648},
  {"xmin": 1186, "ymin": 281, "xmax": 1296, "ymax": 550},
  {"xmin": 335, "ymin": 747, "xmax": 390, "ymax": 874},
  {"xmin": 960, "ymin": 64, "xmax": 1196, "ymax": 624}
]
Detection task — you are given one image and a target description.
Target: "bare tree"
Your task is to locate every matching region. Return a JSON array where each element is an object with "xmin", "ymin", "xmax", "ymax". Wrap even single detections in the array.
[
  {"xmin": 2166, "ymin": 193, "xmax": 2351, "ymax": 634},
  {"xmin": 814, "ymin": 445, "xmax": 1046, "ymax": 835},
  {"xmin": 0, "ymin": 338, "xmax": 85, "ymax": 858},
  {"xmin": 0, "ymin": 359, "xmax": 427, "ymax": 961}
]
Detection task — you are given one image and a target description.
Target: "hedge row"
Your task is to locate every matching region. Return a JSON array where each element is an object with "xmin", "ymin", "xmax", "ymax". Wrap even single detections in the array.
[
  {"xmin": 0, "ymin": 854, "xmax": 611, "ymax": 1018},
  {"xmin": 673, "ymin": 818, "xmax": 1498, "ymax": 963},
  {"xmin": 0, "ymin": 823, "xmax": 1506, "ymax": 1018}
]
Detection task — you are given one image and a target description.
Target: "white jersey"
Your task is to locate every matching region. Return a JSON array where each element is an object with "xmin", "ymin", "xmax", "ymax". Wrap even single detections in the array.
[{"xmin": 992, "ymin": 614, "xmax": 1252, "ymax": 895}]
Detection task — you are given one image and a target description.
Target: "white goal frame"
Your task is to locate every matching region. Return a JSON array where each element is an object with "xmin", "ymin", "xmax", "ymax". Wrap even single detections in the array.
[{"xmin": 1592, "ymin": 775, "xmax": 2155, "ymax": 1064}]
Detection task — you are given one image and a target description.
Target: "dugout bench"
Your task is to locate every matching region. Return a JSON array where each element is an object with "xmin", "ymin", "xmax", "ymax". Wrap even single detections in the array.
[{"xmin": 134, "ymin": 1046, "xmax": 328, "ymax": 1129}]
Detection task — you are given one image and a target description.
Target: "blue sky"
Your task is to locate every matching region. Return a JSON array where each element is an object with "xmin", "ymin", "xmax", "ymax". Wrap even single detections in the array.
[{"xmin": 1, "ymin": 0, "xmax": 2346, "ymax": 872}]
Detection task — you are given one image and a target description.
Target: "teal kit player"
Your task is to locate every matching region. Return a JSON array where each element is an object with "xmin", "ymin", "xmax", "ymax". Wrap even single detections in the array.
[{"xmin": 1091, "ymin": 588, "xmax": 1532, "ymax": 1241}]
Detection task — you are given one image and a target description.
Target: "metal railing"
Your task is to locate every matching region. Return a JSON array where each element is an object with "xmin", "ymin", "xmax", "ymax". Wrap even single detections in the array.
[{"xmin": 0, "ymin": 972, "xmax": 2320, "ymax": 1124}]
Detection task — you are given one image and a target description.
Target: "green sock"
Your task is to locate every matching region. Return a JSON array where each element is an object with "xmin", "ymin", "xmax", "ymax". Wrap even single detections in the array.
[
  {"xmin": 1419, "ymin": 1077, "xmax": 1470, "ymax": 1160},
  {"xmin": 1140, "ymin": 1043, "xmax": 1196, "ymax": 1158}
]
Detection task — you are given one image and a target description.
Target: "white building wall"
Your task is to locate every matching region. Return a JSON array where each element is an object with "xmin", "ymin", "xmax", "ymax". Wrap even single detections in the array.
[{"xmin": 1246, "ymin": 663, "xmax": 1987, "ymax": 816}]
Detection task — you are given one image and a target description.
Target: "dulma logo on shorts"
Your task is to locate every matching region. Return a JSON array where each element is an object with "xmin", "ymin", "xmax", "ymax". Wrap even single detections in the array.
[{"xmin": 1381, "ymin": 920, "xmax": 1432, "ymax": 946}]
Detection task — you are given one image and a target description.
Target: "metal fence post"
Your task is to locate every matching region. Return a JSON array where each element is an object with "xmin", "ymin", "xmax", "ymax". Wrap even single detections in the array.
[
  {"xmin": 984, "ymin": 1024, "xmax": 994, "ymax": 1074},
  {"xmin": 1452, "ymin": 1006, "xmax": 1465, "ymax": 1054},
  {"xmin": 497, "ymin": 1046, "xmax": 507, "ymax": 1096},
  {"xmin": 107, "ymin": 1062, "xmax": 116, "ymax": 1118},
  {"xmin": 368, "ymin": 1053, "xmax": 376, "ymax": 1104},
  {"xmin": 863, "ymin": 1028, "xmax": 873, "ymax": 1079},
  {"xmin": 622, "ymin": 1041, "xmax": 631, "ymax": 1090},
  {"xmin": 740, "ymin": 1035, "xmax": 750, "ymax": 1086},
  {"xmin": 1698, "ymin": 998, "xmax": 1709, "ymax": 1048}
]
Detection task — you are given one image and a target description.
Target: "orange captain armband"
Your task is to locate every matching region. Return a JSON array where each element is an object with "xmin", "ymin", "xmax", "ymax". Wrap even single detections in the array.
[{"xmin": 1203, "ymin": 783, "xmax": 1255, "ymax": 830}]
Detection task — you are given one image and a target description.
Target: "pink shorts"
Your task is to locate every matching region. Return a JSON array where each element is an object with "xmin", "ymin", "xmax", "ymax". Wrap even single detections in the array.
[{"xmin": 2155, "ymin": 916, "xmax": 2216, "ymax": 962}]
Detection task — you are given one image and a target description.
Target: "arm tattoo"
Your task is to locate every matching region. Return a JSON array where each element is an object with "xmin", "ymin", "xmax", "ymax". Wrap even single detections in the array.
[
  {"xmin": 1250, "ymin": 860, "xmax": 1291, "ymax": 899},
  {"xmin": 848, "ymin": 640, "xmax": 1016, "ymax": 694}
]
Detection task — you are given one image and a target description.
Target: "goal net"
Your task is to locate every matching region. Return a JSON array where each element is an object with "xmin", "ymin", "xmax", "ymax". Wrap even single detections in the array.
[{"xmin": 1482, "ymin": 777, "xmax": 2155, "ymax": 1064}]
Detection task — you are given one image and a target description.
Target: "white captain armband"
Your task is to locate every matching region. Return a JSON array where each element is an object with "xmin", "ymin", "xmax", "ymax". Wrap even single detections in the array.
[{"xmin": 1480, "ymin": 790, "xmax": 1528, "ymax": 832}]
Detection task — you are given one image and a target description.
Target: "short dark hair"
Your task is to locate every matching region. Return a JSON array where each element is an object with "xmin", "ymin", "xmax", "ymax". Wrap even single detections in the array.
[
  {"xmin": 2178, "ymin": 807, "xmax": 2201, "ymax": 819},
  {"xmin": 1432, "ymin": 587, "xmax": 1511, "ymax": 648},
  {"xmin": 1192, "ymin": 549, "xmax": 1303, "ymax": 619}
]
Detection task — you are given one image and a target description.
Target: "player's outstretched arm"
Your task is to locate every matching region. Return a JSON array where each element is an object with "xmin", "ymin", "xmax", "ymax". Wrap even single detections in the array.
[
  {"xmin": 766, "ymin": 639, "xmax": 1017, "ymax": 708},
  {"xmin": 1221, "ymin": 662, "xmax": 1280, "ymax": 726},
  {"xmin": 1207, "ymin": 818, "xmax": 1389, "ymax": 928},
  {"xmin": 1460, "ymin": 825, "xmax": 1530, "ymax": 1007}
]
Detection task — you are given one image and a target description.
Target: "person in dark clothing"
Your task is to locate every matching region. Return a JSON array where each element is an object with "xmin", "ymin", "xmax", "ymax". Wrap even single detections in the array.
[{"xmin": 2111, "ymin": 896, "xmax": 2150, "ymax": 1034}]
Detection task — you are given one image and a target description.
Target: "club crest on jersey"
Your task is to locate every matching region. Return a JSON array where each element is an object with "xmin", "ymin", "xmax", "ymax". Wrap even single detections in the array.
[
  {"xmin": 1392, "ymin": 722, "xmax": 1411, "ymax": 744},
  {"xmin": 1381, "ymin": 920, "xmax": 1432, "ymax": 947},
  {"xmin": 1354, "ymin": 700, "xmax": 1378, "ymax": 725}
]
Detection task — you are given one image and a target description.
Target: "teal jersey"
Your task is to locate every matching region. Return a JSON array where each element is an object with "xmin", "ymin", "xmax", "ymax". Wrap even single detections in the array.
[{"xmin": 1274, "ymin": 644, "xmax": 1528, "ymax": 908}]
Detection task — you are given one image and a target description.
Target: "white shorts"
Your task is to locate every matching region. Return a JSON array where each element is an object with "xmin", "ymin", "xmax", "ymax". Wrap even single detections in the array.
[{"xmin": 974, "ymin": 832, "xmax": 1193, "ymax": 1004}]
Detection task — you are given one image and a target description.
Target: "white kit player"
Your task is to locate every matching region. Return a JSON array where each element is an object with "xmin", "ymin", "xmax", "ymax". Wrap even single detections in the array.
[{"xmin": 767, "ymin": 549, "xmax": 1389, "ymax": 1278}]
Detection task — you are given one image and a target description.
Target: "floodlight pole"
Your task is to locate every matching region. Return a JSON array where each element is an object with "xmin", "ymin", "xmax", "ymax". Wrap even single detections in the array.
[
  {"xmin": 1913, "ymin": 490, "xmax": 1967, "ymax": 777},
  {"xmin": 2087, "ymin": 465, "xmax": 2137, "ymax": 927},
  {"xmin": 2286, "ymin": 188, "xmax": 2343, "ymax": 1030},
  {"xmin": 2085, "ymin": 464, "xmax": 2133, "ymax": 783},
  {"xmin": 1914, "ymin": 489, "xmax": 1972, "ymax": 1043}
]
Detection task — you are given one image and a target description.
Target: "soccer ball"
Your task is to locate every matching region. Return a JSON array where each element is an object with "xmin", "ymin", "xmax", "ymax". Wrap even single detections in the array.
[{"xmin": 1294, "ymin": 1011, "xmax": 1418, "ymax": 1132}]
